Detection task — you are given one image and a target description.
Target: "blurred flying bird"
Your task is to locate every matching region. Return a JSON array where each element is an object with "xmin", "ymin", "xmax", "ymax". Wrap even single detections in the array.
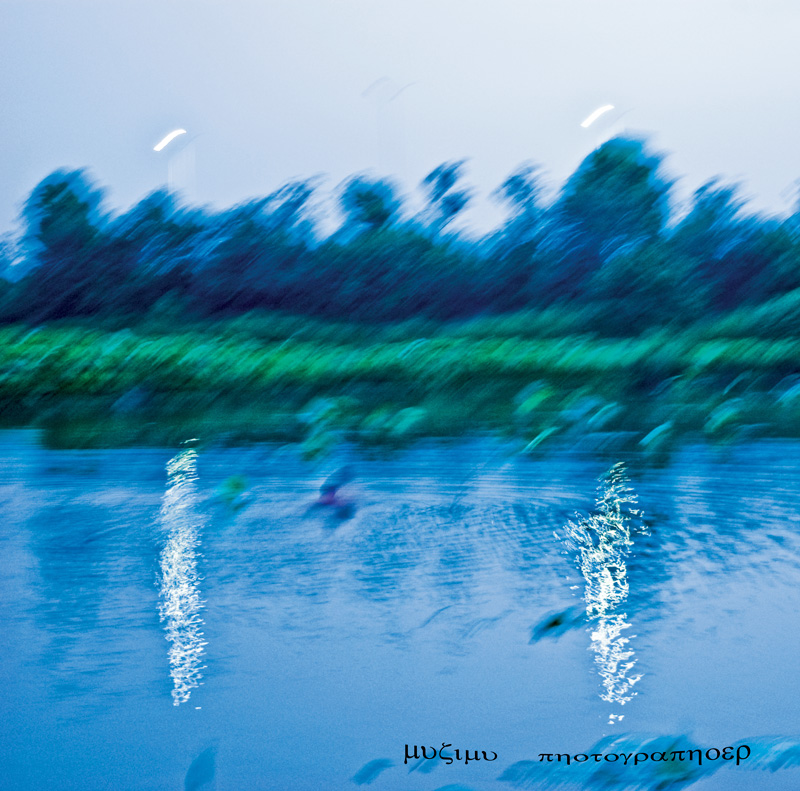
[{"xmin": 310, "ymin": 465, "xmax": 357, "ymax": 519}]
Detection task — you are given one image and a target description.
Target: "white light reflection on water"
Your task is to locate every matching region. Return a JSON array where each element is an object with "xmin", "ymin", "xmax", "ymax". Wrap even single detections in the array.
[
  {"xmin": 563, "ymin": 462, "xmax": 647, "ymax": 723},
  {"xmin": 157, "ymin": 444, "xmax": 207, "ymax": 706}
]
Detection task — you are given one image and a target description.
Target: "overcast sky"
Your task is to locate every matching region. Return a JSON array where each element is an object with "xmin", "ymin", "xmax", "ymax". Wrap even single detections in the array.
[{"xmin": 2, "ymin": 0, "xmax": 799, "ymax": 234}]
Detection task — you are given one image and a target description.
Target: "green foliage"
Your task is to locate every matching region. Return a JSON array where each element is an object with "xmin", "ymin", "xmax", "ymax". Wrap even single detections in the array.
[
  {"xmin": 3, "ymin": 323, "xmax": 800, "ymax": 400},
  {"xmin": 557, "ymin": 137, "xmax": 671, "ymax": 251},
  {"xmin": 3, "ymin": 141, "xmax": 800, "ymax": 329},
  {"xmin": 339, "ymin": 175, "xmax": 401, "ymax": 231},
  {"xmin": 2, "ymin": 314, "xmax": 800, "ymax": 447},
  {"xmin": 695, "ymin": 288, "xmax": 800, "ymax": 339},
  {"xmin": 421, "ymin": 160, "xmax": 472, "ymax": 236},
  {"xmin": 4, "ymin": 141, "xmax": 800, "ymax": 448},
  {"xmin": 588, "ymin": 244, "xmax": 707, "ymax": 332}
]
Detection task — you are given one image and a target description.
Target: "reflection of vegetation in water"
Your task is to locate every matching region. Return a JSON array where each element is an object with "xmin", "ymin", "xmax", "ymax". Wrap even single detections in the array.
[
  {"xmin": 158, "ymin": 443, "xmax": 207, "ymax": 706},
  {"xmin": 563, "ymin": 463, "xmax": 646, "ymax": 717}
]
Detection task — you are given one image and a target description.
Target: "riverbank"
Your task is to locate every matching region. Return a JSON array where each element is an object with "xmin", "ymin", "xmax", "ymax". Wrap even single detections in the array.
[{"xmin": 1, "ymin": 314, "xmax": 799, "ymax": 450}]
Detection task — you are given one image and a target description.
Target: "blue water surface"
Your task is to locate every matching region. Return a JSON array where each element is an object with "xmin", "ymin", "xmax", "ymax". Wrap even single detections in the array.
[{"xmin": 1, "ymin": 430, "xmax": 799, "ymax": 790}]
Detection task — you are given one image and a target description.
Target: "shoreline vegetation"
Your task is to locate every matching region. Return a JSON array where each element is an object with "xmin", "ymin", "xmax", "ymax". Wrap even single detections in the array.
[
  {"xmin": 2, "ymin": 136, "xmax": 800, "ymax": 452},
  {"xmin": 2, "ymin": 310, "xmax": 800, "ymax": 453}
]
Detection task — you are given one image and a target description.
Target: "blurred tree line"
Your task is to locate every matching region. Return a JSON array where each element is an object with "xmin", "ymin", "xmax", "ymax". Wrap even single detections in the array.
[{"xmin": 2, "ymin": 136, "xmax": 800, "ymax": 335}]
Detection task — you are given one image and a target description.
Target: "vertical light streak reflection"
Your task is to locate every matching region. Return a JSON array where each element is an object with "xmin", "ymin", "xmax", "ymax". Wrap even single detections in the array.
[
  {"xmin": 158, "ymin": 444, "xmax": 207, "ymax": 706},
  {"xmin": 563, "ymin": 463, "xmax": 646, "ymax": 722}
]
